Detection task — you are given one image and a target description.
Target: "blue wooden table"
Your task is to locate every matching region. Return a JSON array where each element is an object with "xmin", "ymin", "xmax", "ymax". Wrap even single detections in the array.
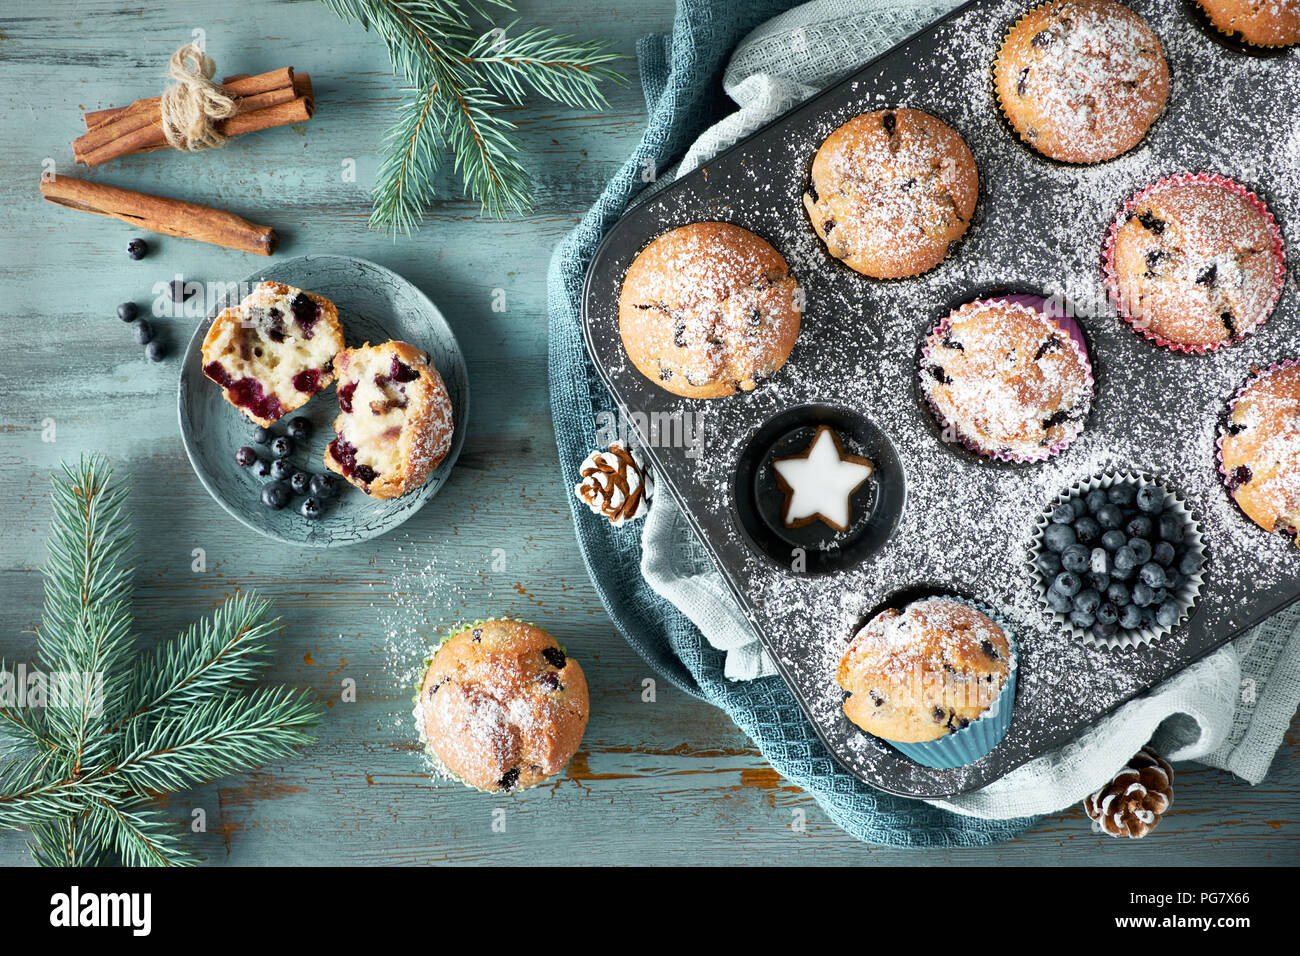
[{"xmin": 0, "ymin": 0, "xmax": 1296, "ymax": 865}]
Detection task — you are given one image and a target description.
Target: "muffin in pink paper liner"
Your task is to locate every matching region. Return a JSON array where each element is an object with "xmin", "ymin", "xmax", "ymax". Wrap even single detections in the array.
[
  {"xmin": 919, "ymin": 295, "xmax": 1094, "ymax": 464},
  {"xmin": 1217, "ymin": 359, "xmax": 1300, "ymax": 547},
  {"xmin": 1103, "ymin": 172, "xmax": 1285, "ymax": 354}
]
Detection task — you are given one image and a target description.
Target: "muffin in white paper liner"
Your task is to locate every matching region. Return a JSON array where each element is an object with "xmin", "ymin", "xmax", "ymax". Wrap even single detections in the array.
[{"xmin": 1028, "ymin": 471, "xmax": 1207, "ymax": 650}]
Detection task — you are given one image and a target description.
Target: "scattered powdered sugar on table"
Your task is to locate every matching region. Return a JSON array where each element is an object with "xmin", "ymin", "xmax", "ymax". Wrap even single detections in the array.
[{"xmin": 583, "ymin": 0, "xmax": 1300, "ymax": 796}]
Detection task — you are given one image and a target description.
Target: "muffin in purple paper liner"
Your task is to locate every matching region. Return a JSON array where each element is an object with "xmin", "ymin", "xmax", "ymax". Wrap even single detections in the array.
[
  {"xmin": 920, "ymin": 295, "xmax": 1093, "ymax": 464},
  {"xmin": 1217, "ymin": 359, "xmax": 1300, "ymax": 547},
  {"xmin": 837, "ymin": 595, "xmax": 1017, "ymax": 769}
]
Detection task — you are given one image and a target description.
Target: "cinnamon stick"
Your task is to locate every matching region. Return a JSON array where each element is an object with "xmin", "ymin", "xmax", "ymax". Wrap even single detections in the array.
[
  {"xmin": 82, "ymin": 67, "xmax": 293, "ymax": 131},
  {"xmin": 40, "ymin": 174, "xmax": 276, "ymax": 256}
]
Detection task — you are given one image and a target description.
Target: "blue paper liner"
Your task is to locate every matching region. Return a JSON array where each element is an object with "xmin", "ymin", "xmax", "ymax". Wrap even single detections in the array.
[{"xmin": 875, "ymin": 597, "xmax": 1019, "ymax": 769}]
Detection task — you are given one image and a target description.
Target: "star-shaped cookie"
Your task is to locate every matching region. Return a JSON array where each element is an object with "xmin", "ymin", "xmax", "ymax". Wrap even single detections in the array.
[{"xmin": 771, "ymin": 426, "xmax": 875, "ymax": 532}]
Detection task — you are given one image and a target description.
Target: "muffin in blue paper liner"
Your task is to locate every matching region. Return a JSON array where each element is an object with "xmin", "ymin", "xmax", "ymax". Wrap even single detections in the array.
[{"xmin": 837, "ymin": 595, "xmax": 1018, "ymax": 769}]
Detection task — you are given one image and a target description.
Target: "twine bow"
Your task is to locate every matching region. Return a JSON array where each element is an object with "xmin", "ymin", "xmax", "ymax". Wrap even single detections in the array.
[{"xmin": 160, "ymin": 43, "xmax": 237, "ymax": 151}]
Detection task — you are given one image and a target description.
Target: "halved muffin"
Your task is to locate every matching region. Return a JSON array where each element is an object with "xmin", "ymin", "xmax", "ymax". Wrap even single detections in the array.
[
  {"xmin": 201, "ymin": 281, "xmax": 344, "ymax": 426},
  {"xmin": 324, "ymin": 340, "xmax": 454, "ymax": 500}
]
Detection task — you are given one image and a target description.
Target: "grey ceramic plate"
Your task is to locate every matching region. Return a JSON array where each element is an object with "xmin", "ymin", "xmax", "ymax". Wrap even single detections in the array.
[{"xmin": 179, "ymin": 255, "xmax": 469, "ymax": 548}]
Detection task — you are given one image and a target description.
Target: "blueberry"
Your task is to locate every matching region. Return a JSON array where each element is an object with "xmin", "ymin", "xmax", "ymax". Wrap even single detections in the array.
[
  {"xmin": 1090, "ymin": 547, "xmax": 1110, "ymax": 574},
  {"xmin": 1051, "ymin": 503, "xmax": 1075, "ymax": 524},
  {"xmin": 145, "ymin": 340, "xmax": 164, "ymax": 362},
  {"xmin": 1101, "ymin": 529, "xmax": 1127, "ymax": 551},
  {"xmin": 253, "ymin": 426, "xmax": 273, "ymax": 445},
  {"xmin": 1178, "ymin": 550, "xmax": 1202, "ymax": 576},
  {"xmin": 1166, "ymin": 573, "xmax": 1184, "ymax": 591},
  {"xmin": 251, "ymin": 458, "xmax": 272, "ymax": 479},
  {"xmin": 1043, "ymin": 523, "xmax": 1077, "ymax": 553},
  {"xmin": 1107, "ymin": 581, "xmax": 1132, "ymax": 607},
  {"xmin": 1086, "ymin": 489, "xmax": 1108, "ymax": 514},
  {"xmin": 290, "ymin": 471, "xmax": 311, "ymax": 495},
  {"xmin": 1069, "ymin": 497, "xmax": 1088, "ymax": 518},
  {"xmin": 117, "ymin": 302, "xmax": 138, "ymax": 322},
  {"xmin": 1062, "ymin": 544, "xmax": 1091, "ymax": 573},
  {"xmin": 1114, "ymin": 545, "xmax": 1138, "ymax": 573},
  {"xmin": 1154, "ymin": 542, "xmax": 1176, "ymax": 567},
  {"xmin": 1125, "ymin": 515, "xmax": 1153, "ymax": 539},
  {"xmin": 271, "ymin": 459, "xmax": 294, "ymax": 481},
  {"xmin": 261, "ymin": 482, "xmax": 290, "ymax": 510},
  {"xmin": 286, "ymin": 417, "xmax": 312, "ymax": 441},
  {"xmin": 1046, "ymin": 588, "xmax": 1074, "ymax": 613},
  {"xmin": 1119, "ymin": 604, "xmax": 1143, "ymax": 629},
  {"xmin": 126, "ymin": 237, "xmax": 148, "ymax": 260},
  {"xmin": 1128, "ymin": 538, "xmax": 1153, "ymax": 565},
  {"xmin": 1096, "ymin": 504, "xmax": 1124, "ymax": 530},
  {"xmin": 1159, "ymin": 512, "xmax": 1186, "ymax": 543},
  {"xmin": 310, "ymin": 473, "xmax": 339, "ymax": 499},
  {"xmin": 1037, "ymin": 550, "xmax": 1063, "ymax": 576},
  {"xmin": 1071, "ymin": 609, "xmax": 1097, "ymax": 629},
  {"xmin": 1054, "ymin": 571, "xmax": 1082, "ymax": 597},
  {"xmin": 1141, "ymin": 606, "xmax": 1159, "ymax": 627},
  {"xmin": 270, "ymin": 436, "xmax": 293, "ymax": 459},
  {"xmin": 235, "ymin": 446, "xmax": 257, "ymax": 467},
  {"xmin": 300, "ymin": 496, "xmax": 324, "ymax": 519},
  {"xmin": 1086, "ymin": 571, "xmax": 1111, "ymax": 593},
  {"xmin": 1156, "ymin": 601, "xmax": 1181, "ymax": 628},
  {"xmin": 1140, "ymin": 563, "xmax": 1167, "ymax": 588},
  {"xmin": 1151, "ymin": 587, "xmax": 1171, "ymax": 606},
  {"xmin": 1107, "ymin": 483, "xmax": 1137, "ymax": 506},
  {"xmin": 1097, "ymin": 602, "xmax": 1120, "ymax": 626},
  {"xmin": 1093, "ymin": 620, "xmax": 1119, "ymax": 640},
  {"xmin": 1136, "ymin": 485, "xmax": 1164, "ymax": 513},
  {"xmin": 1074, "ymin": 588, "xmax": 1101, "ymax": 614},
  {"xmin": 1073, "ymin": 516, "xmax": 1102, "ymax": 545},
  {"xmin": 133, "ymin": 318, "xmax": 153, "ymax": 344}
]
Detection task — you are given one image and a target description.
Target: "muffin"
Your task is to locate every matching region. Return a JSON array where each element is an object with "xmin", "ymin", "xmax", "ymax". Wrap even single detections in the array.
[
  {"xmin": 618, "ymin": 222, "xmax": 801, "ymax": 399},
  {"xmin": 201, "ymin": 281, "xmax": 344, "ymax": 426},
  {"xmin": 802, "ymin": 108, "xmax": 978, "ymax": 279},
  {"xmin": 414, "ymin": 620, "xmax": 589, "ymax": 792},
  {"xmin": 994, "ymin": 0, "xmax": 1169, "ymax": 163},
  {"xmin": 1197, "ymin": 0, "xmax": 1300, "ymax": 45},
  {"xmin": 921, "ymin": 298, "xmax": 1093, "ymax": 461},
  {"xmin": 838, "ymin": 597, "xmax": 1012, "ymax": 743},
  {"xmin": 1221, "ymin": 362, "xmax": 1300, "ymax": 544},
  {"xmin": 1107, "ymin": 174, "xmax": 1284, "ymax": 351},
  {"xmin": 323, "ymin": 340, "xmax": 454, "ymax": 499}
]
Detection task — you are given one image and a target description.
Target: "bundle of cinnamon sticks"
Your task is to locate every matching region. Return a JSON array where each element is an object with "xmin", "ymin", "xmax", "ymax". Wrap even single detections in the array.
[{"xmin": 73, "ymin": 67, "xmax": 313, "ymax": 167}]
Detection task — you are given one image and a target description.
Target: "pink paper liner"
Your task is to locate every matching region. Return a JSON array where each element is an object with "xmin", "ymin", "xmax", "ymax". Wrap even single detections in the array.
[
  {"xmin": 1102, "ymin": 172, "xmax": 1286, "ymax": 355},
  {"xmin": 920, "ymin": 295, "xmax": 1095, "ymax": 464},
  {"xmin": 1215, "ymin": 357, "xmax": 1300, "ymax": 542}
]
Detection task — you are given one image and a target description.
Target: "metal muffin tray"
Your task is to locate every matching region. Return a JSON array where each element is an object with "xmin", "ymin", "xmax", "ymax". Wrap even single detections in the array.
[{"xmin": 581, "ymin": 0, "xmax": 1300, "ymax": 796}]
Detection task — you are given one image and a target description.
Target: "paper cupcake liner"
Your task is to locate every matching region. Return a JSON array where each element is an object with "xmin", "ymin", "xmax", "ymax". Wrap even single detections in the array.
[
  {"xmin": 920, "ymin": 295, "xmax": 1094, "ymax": 464},
  {"xmin": 885, "ymin": 595, "xmax": 1019, "ymax": 769},
  {"xmin": 1102, "ymin": 172, "xmax": 1286, "ymax": 354},
  {"xmin": 1027, "ymin": 471, "xmax": 1208, "ymax": 650},
  {"xmin": 1215, "ymin": 358, "xmax": 1300, "ymax": 543},
  {"xmin": 1193, "ymin": 0, "xmax": 1300, "ymax": 49}
]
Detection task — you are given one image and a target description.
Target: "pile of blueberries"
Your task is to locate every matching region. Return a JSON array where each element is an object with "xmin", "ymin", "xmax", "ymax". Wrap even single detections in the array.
[
  {"xmin": 1037, "ymin": 480, "xmax": 1203, "ymax": 641},
  {"xmin": 234, "ymin": 416, "xmax": 341, "ymax": 519}
]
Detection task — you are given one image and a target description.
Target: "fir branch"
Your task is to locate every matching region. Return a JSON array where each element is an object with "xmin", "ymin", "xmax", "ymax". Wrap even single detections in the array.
[
  {"xmin": 319, "ymin": 0, "xmax": 625, "ymax": 231},
  {"xmin": 29, "ymin": 814, "xmax": 106, "ymax": 867},
  {"xmin": 81, "ymin": 797, "xmax": 196, "ymax": 867},
  {"xmin": 115, "ymin": 688, "xmax": 320, "ymax": 796}
]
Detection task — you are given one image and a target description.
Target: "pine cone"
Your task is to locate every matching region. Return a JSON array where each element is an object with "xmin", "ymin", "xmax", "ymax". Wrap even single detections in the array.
[
  {"xmin": 574, "ymin": 443, "xmax": 653, "ymax": 527},
  {"xmin": 1084, "ymin": 746, "xmax": 1174, "ymax": 838}
]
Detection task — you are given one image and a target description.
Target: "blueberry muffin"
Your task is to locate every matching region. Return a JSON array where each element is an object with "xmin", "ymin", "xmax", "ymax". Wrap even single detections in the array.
[
  {"xmin": 324, "ymin": 340, "xmax": 454, "ymax": 499},
  {"xmin": 921, "ymin": 299, "xmax": 1093, "ymax": 460},
  {"xmin": 618, "ymin": 222, "xmax": 801, "ymax": 399},
  {"xmin": 1197, "ymin": 0, "xmax": 1299, "ymax": 45},
  {"xmin": 802, "ymin": 108, "xmax": 978, "ymax": 279},
  {"xmin": 201, "ymin": 281, "xmax": 344, "ymax": 425},
  {"xmin": 1222, "ymin": 363, "xmax": 1300, "ymax": 543},
  {"xmin": 414, "ymin": 620, "xmax": 589, "ymax": 792},
  {"xmin": 838, "ymin": 597, "xmax": 1011, "ymax": 743},
  {"xmin": 1109, "ymin": 176, "xmax": 1283, "ymax": 350},
  {"xmin": 994, "ymin": 0, "xmax": 1169, "ymax": 164}
]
